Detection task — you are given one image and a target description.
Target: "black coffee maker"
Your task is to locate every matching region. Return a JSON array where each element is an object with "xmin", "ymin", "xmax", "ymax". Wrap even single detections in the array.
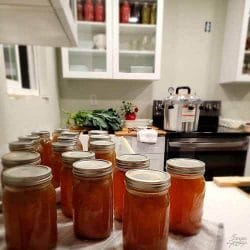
[{"xmin": 152, "ymin": 100, "xmax": 164, "ymax": 129}]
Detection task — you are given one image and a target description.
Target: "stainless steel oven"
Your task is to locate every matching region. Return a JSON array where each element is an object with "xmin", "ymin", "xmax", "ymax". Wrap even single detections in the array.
[{"xmin": 165, "ymin": 137, "xmax": 249, "ymax": 180}]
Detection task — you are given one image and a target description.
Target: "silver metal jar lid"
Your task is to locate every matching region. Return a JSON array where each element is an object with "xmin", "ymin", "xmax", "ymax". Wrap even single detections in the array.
[
  {"xmin": 116, "ymin": 154, "xmax": 150, "ymax": 171},
  {"xmin": 88, "ymin": 130, "xmax": 108, "ymax": 135},
  {"xmin": 125, "ymin": 169, "xmax": 171, "ymax": 192},
  {"xmin": 89, "ymin": 134, "xmax": 111, "ymax": 142},
  {"xmin": 61, "ymin": 131, "xmax": 79, "ymax": 137},
  {"xmin": 1, "ymin": 151, "xmax": 41, "ymax": 168},
  {"xmin": 89, "ymin": 140, "xmax": 115, "ymax": 150},
  {"xmin": 57, "ymin": 136, "xmax": 77, "ymax": 143},
  {"xmin": 18, "ymin": 135, "xmax": 40, "ymax": 142},
  {"xmin": 166, "ymin": 158, "xmax": 205, "ymax": 176},
  {"xmin": 52, "ymin": 142, "xmax": 75, "ymax": 152},
  {"xmin": 31, "ymin": 130, "xmax": 50, "ymax": 138},
  {"xmin": 73, "ymin": 159, "xmax": 112, "ymax": 177},
  {"xmin": 54, "ymin": 128, "xmax": 69, "ymax": 133},
  {"xmin": 9, "ymin": 141, "xmax": 35, "ymax": 151},
  {"xmin": 62, "ymin": 151, "xmax": 95, "ymax": 165},
  {"xmin": 3, "ymin": 165, "xmax": 52, "ymax": 187}
]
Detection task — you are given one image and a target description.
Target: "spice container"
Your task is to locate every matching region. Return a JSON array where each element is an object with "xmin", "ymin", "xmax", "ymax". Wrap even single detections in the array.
[
  {"xmin": 51, "ymin": 142, "xmax": 75, "ymax": 188},
  {"xmin": 61, "ymin": 131, "xmax": 83, "ymax": 151},
  {"xmin": 61, "ymin": 151, "xmax": 95, "ymax": 218},
  {"xmin": 73, "ymin": 159, "xmax": 113, "ymax": 239},
  {"xmin": 52, "ymin": 128, "xmax": 69, "ymax": 142},
  {"xmin": 89, "ymin": 140, "xmax": 116, "ymax": 168},
  {"xmin": 77, "ymin": 0, "xmax": 84, "ymax": 21},
  {"xmin": 2, "ymin": 165, "xmax": 57, "ymax": 250},
  {"xmin": 123, "ymin": 169, "xmax": 170, "ymax": 250},
  {"xmin": 95, "ymin": 0, "xmax": 105, "ymax": 22},
  {"xmin": 9, "ymin": 140, "xmax": 36, "ymax": 152},
  {"xmin": 31, "ymin": 131, "xmax": 52, "ymax": 167},
  {"xmin": 150, "ymin": 3, "xmax": 157, "ymax": 24},
  {"xmin": 84, "ymin": 0, "xmax": 94, "ymax": 21},
  {"xmin": 166, "ymin": 158, "xmax": 205, "ymax": 235},
  {"xmin": 120, "ymin": 0, "xmax": 130, "ymax": 23},
  {"xmin": 142, "ymin": 2, "xmax": 150, "ymax": 24},
  {"xmin": 114, "ymin": 154, "xmax": 150, "ymax": 221}
]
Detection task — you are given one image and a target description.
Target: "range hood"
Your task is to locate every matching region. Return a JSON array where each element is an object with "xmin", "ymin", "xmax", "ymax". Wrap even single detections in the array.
[{"xmin": 0, "ymin": 0, "xmax": 78, "ymax": 47}]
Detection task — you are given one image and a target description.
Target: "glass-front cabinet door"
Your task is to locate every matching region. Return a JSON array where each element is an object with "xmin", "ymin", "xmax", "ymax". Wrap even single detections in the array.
[
  {"xmin": 62, "ymin": 0, "xmax": 112, "ymax": 78},
  {"xmin": 113, "ymin": 0, "xmax": 163, "ymax": 80}
]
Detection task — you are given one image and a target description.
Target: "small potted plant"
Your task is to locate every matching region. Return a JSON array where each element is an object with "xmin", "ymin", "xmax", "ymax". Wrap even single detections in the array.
[{"xmin": 120, "ymin": 101, "xmax": 139, "ymax": 120}]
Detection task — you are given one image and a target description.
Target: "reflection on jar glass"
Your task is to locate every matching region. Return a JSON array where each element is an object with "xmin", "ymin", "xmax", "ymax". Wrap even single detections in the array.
[
  {"xmin": 167, "ymin": 158, "xmax": 206, "ymax": 236},
  {"xmin": 123, "ymin": 169, "xmax": 171, "ymax": 250},
  {"xmin": 2, "ymin": 165, "xmax": 57, "ymax": 250},
  {"xmin": 73, "ymin": 159, "xmax": 113, "ymax": 239},
  {"xmin": 114, "ymin": 154, "xmax": 149, "ymax": 222},
  {"xmin": 61, "ymin": 151, "xmax": 95, "ymax": 218}
]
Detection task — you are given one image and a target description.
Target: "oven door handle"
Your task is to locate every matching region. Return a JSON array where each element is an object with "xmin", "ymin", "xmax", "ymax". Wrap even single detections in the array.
[{"xmin": 169, "ymin": 140, "xmax": 248, "ymax": 150}]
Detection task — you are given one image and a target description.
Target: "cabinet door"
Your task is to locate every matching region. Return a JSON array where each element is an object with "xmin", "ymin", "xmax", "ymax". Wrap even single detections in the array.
[
  {"xmin": 113, "ymin": 0, "xmax": 164, "ymax": 80},
  {"xmin": 61, "ymin": 0, "xmax": 113, "ymax": 79}
]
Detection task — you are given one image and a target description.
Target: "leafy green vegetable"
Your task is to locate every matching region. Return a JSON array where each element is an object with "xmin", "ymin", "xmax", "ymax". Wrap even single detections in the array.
[{"xmin": 65, "ymin": 108, "xmax": 122, "ymax": 131}]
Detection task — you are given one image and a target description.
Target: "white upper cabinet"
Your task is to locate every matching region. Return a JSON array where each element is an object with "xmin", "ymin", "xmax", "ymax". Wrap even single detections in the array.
[
  {"xmin": 0, "ymin": 0, "xmax": 77, "ymax": 47},
  {"xmin": 61, "ymin": 0, "xmax": 164, "ymax": 80},
  {"xmin": 220, "ymin": 0, "xmax": 250, "ymax": 83}
]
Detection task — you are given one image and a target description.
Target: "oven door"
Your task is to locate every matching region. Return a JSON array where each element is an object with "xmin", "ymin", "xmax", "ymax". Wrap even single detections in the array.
[{"xmin": 166, "ymin": 137, "xmax": 249, "ymax": 180}]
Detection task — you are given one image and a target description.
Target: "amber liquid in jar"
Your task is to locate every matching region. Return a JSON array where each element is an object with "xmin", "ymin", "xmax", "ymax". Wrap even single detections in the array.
[
  {"xmin": 50, "ymin": 151, "xmax": 62, "ymax": 188},
  {"xmin": 2, "ymin": 166, "xmax": 57, "ymax": 250},
  {"xmin": 94, "ymin": 149, "xmax": 116, "ymax": 167},
  {"xmin": 123, "ymin": 170, "xmax": 170, "ymax": 250},
  {"xmin": 169, "ymin": 174, "xmax": 205, "ymax": 235}
]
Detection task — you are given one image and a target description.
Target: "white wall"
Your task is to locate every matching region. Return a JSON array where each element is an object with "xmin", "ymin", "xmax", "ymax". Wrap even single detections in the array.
[
  {"xmin": 59, "ymin": 0, "xmax": 250, "ymax": 124},
  {"xmin": 0, "ymin": 46, "xmax": 61, "ymax": 156}
]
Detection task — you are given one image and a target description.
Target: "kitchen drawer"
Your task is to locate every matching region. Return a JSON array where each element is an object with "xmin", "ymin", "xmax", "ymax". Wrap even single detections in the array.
[
  {"xmin": 145, "ymin": 154, "xmax": 165, "ymax": 171},
  {"xmin": 126, "ymin": 136, "xmax": 165, "ymax": 154}
]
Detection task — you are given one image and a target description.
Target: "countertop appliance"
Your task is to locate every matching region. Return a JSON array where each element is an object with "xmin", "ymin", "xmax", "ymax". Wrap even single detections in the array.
[
  {"xmin": 163, "ymin": 86, "xmax": 202, "ymax": 132},
  {"xmin": 165, "ymin": 129, "xmax": 249, "ymax": 181}
]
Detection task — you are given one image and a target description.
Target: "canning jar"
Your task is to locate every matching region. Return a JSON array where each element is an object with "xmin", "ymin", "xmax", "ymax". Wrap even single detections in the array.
[
  {"xmin": 123, "ymin": 169, "xmax": 171, "ymax": 250},
  {"xmin": 9, "ymin": 140, "xmax": 36, "ymax": 152},
  {"xmin": 52, "ymin": 128, "xmax": 69, "ymax": 142},
  {"xmin": 88, "ymin": 130, "xmax": 108, "ymax": 136},
  {"xmin": 51, "ymin": 142, "xmax": 75, "ymax": 188},
  {"xmin": 73, "ymin": 159, "xmax": 113, "ymax": 239},
  {"xmin": 88, "ymin": 134, "xmax": 111, "ymax": 149},
  {"xmin": 18, "ymin": 135, "xmax": 42, "ymax": 153},
  {"xmin": 31, "ymin": 131, "xmax": 52, "ymax": 167},
  {"xmin": 2, "ymin": 165, "xmax": 57, "ymax": 250},
  {"xmin": 57, "ymin": 136, "xmax": 79, "ymax": 150},
  {"xmin": 61, "ymin": 151, "xmax": 95, "ymax": 218},
  {"xmin": 114, "ymin": 154, "xmax": 150, "ymax": 221},
  {"xmin": 166, "ymin": 158, "xmax": 206, "ymax": 235},
  {"xmin": 89, "ymin": 141, "xmax": 116, "ymax": 168},
  {"xmin": 61, "ymin": 131, "xmax": 83, "ymax": 151}
]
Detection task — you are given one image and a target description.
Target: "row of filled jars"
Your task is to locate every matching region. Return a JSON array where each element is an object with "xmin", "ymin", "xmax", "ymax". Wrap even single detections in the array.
[{"xmin": 1, "ymin": 129, "xmax": 206, "ymax": 250}]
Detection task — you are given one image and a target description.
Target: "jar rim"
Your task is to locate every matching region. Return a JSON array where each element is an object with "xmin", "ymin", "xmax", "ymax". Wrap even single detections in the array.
[
  {"xmin": 73, "ymin": 159, "xmax": 112, "ymax": 177},
  {"xmin": 62, "ymin": 151, "xmax": 95, "ymax": 164},
  {"xmin": 88, "ymin": 130, "xmax": 108, "ymax": 135},
  {"xmin": 116, "ymin": 154, "xmax": 150, "ymax": 170},
  {"xmin": 3, "ymin": 165, "xmax": 52, "ymax": 187},
  {"xmin": 18, "ymin": 135, "xmax": 40, "ymax": 142},
  {"xmin": 89, "ymin": 140, "xmax": 115, "ymax": 150},
  {"xmin": 61, "ymin": 131, "xmax": 79, "ymax": 137},
  {"xmin": 52, "ymin": 142, "xmax": 75, "ymax": 152},
  {"xmin": 125, "ymin": 169, "xmax": 171, "ymax": 192},
  {"xmin": 9, "ymin": 140, "xmax": 35, "ymax": 151},
  {"xmin": 166, "ymin": 158, "xmax": 205, "ymax": 175},
  {"xmin": 54, "ymin": 128, "xmax": 69, "ymax": 133},
  {"xmin": 89, "ymin": 134, "xmax": 111, "ymax": 141},
  {"xmin": 31, "ymin": 130, "xmax": 50, "ymax": 138}
]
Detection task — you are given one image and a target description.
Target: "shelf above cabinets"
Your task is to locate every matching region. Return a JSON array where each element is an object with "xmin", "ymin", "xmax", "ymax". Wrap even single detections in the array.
[{"xmin": 61, "ymin": 0, "xmax": 164, "ymax": 80}]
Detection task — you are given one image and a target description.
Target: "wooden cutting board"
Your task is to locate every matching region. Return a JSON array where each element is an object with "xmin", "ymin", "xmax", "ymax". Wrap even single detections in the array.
[{"xmin": 213, "ymin": 176, "xmax": 250, "ymax": 187}]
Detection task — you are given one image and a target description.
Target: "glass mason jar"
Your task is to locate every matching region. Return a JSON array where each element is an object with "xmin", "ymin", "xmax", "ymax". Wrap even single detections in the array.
[
  {"xmin": 89, "ymin": 141, "xmax": 116, "ymax": 168},
  {"xmin": 9, "ymin": 140, "xmax": 36, "ymax": 152},
  {"xmin": 31, "ymin": 131, "xmax": 52, "ymax": 167},
  {"xmin": 88, "ymin": 130, "xmax": 108, "ymax": 136},
  {"xmin": 2, "ymin": 165, "xmax": 57, "ymax": 250},
  {"xmin": 73, "ymin": 159, "xmax": 113, "ymax": 239},
  {"xmin": 18, "ymin": 135, "xmax": 43, "ymax": 153},
  {"xmin": 57, "ymin": 136, "xmax": 80, "ymax": 151},
  {"xmin": 52, "ymin": 128, "xmax": 69, "ymax": 142},
  {"xmin": 61, "ymin": 151, "xmax": 95, "ymax": 218},
  {"xmin": 166, "ymin": 158, "xmax": 206, "ymax": 236},
  {"xmin": 61, "ymin": 131, "xmax": 83, "ymax": 151},
  {"xmin": 51, "ymin": 142, "xmax": 75, "ymax": 188},
  {"xmin": 114, "ymin": 154, "xmax": 150, "ymax": 221},
  {"xmin": 88, "ymin": 134, "xmax": 111, "ymax": 149},
  {"xmin": 123, "ymin": 169, "xmax": 171, "ymax": 250}
]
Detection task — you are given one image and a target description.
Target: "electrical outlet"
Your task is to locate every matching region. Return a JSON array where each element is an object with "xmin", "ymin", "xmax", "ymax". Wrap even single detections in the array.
[{"xmin": 90, "ymin": 94, "xmax": 98, "ymax": 105}]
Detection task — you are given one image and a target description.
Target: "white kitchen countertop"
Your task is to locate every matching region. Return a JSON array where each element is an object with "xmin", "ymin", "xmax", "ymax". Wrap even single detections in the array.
[{"xmin": 0, "ymin": 182, "xmax": 249, "ymax": 249}]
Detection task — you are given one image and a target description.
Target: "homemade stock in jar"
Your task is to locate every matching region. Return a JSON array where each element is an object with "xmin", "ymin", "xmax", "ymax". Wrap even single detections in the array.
[
  {"xmin": 88, "ymin": 134, "xmax": 111, "ymax": 148},
  {"xmin": 51, "ymin": 142, "xmax": 74, "ymax": 188},
  {"xmin": 89, "ymin": 141, "xmax": 116, "ymax": 168},
  {"xmin": 2, "ymin": 165, "xmax": 57, "ymax": 250},
  {"xmin": 123, "ymin": 169, "xmax": 171, "ymax": 250},
  {"xmin": 73, "ymin": 159, "xmax": 113, "ymax": 239},
  {"xmin": 114, "ymin": 154, "xmax": 149, "ymax": 221},
  {"xmin": 18, "ymin": 135, "xmax": 42, "ymax": 153},
  {"xmin": 167, "ymin": 158, "xmax": 206, "ymax": 235},
  {"xmin": 9, "ymin": 141, "xmax": 36, "ymax": 152},
  {"xmin": 61, "ymin": 151, "xmax": 95, "ymax": 218},
  {"xmin": 61, "ymin": 131, "xmax": 83, "ymax": 151},
  {"xmin": 52, "ymin": 128, "xmax": 69, "ymax": 142},
  {"xmin": 31, "ymin": 131, "xmax": 52, "ymax": 166}
]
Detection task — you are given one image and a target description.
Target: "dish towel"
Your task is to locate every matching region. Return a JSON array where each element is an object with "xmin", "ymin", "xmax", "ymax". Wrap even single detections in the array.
[{"xmin": 137, "ymin": 129, "xmax": 158, "ymax": 144}]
